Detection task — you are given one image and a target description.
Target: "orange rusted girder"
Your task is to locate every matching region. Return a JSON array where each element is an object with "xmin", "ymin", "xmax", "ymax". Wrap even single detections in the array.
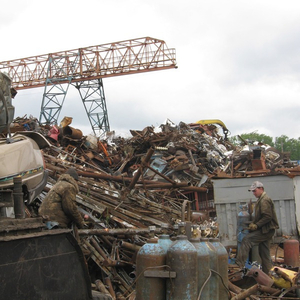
[{"xmin": 0, "ymin": 37, "xmax": 177, "ymax": 90}]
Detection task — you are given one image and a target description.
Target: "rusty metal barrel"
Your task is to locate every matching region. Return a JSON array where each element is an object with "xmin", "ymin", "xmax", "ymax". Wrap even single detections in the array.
[
  {"xmin": 201, "ymin": 238, "xmax": 219, "ymax": 299},
  {"xmin": 136, "ymin": 238, "xmax": 166, "ymax": 300},
  {"xmin": 209, "ymin": 238, "xmax": 229, "ymax": 300},
  {"xmin": 166, "ymin": 235, "xmax": 198, "ymax": 300},
  {"xmin": 190, "ymin": 238, "xmax": 210, "ymax": 300},
  {"xmin": 284, "ymin": 239, "xmax": 299, "ymax": 267},
  {"xmin": 62, "ymin": 125, "xmax": 83, "ymax": 139}
]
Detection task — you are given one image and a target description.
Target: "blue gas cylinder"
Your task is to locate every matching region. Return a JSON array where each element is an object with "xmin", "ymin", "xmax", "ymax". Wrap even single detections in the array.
[
  {"xmin": 209, "ymin": 238, "xmax": 229, "ymax": 300},
  {"xmin": 158, "ymin": 225, "xmax": 173, "ymax": 252},
  {"xmin": 166, "ymin": 235, "xmax": 198, "ymax": 300},
  {"xmin": 237, "ymin": 204, "xmax": 250, "ymax": 251},
  {"xmin": 200, "ymin": 238, "xmax": 219, "ymax": 300},
  {"xmin": 190, "ymin": 238, "xmax": 210, "ymax": 300},
  {"xmin": 158, "ymin": 234, "xmax": 174, "ymax": 253},
  {"xmin": 136, "ymin": 238, "xmax": 166, "ymax": 300}
]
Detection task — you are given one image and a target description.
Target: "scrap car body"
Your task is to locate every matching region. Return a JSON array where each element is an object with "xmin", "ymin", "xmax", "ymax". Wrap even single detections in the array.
[{"xmin": 0, "ymin": 72, "xmax": 50, "ymax": 209}]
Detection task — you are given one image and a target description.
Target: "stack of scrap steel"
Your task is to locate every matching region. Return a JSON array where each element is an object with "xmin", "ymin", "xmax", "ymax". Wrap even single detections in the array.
[
  {"xmin": 12, "ymin": 116, "xmax": 300, "ymax": 181},
  {"xmin": 13, "ymin": 116, "xmax": 300, "ymax": 298},
  {"xmin": 42, "ymin": 118, "xmax": 300, "ymax": 182}
]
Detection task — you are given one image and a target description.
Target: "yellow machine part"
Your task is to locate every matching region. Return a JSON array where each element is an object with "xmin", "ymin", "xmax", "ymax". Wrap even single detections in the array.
[
  {"xmin": 195, "ymin": 119, "xmax": 228, "ymax": 131},
  {"xmin": 195, "ymin": 119, "xmax": 229, "ymax": 139},
  {"xmin": 60, "ymin": 116, "xmax": 73, "ymax": 127},
  {"xmin": 270, "ymin": 266, "xmax": 298, "ymax": 289}
]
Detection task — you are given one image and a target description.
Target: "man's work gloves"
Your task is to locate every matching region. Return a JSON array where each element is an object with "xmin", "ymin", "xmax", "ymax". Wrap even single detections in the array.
[{"xmin": 249, "ymin": 223, "xmax": 258, "ymax": 231}]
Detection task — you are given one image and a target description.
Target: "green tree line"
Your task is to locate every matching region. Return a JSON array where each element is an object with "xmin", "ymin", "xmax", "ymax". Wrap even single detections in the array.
[{"xmin": 229, "ymin": 132, "xmax": 300, "ymax": 161}]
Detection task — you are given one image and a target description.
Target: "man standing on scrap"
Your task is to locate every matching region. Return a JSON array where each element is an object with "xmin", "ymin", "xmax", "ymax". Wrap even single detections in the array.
[
  {"xmin": 235, "ymin": 181, "xmax": 279, "ymax": 274},
  {"xmin": 39, "ymin": 168, "xmax": 85, "ymax": 229}
]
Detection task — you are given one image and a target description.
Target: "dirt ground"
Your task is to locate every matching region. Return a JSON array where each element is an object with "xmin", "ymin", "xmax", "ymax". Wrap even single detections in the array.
[{"xmin": 270, "ymin": 243, "xmax": 284, "ymax": 261}]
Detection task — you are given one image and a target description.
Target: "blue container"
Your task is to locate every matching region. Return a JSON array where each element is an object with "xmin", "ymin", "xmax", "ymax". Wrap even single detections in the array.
[
  {"xmin": 136, "ymin": 239, "xmax": 166, "ymax": 300},
  {"xmin": 190, "ymin": 238, "xmax": 210, "ymax": 300},
  {"xmin": 166, "ymin": 235, "xmax": 198, "ymax": 300},
  {"xmin": 200, "ymin": 238, "xmax": 219, "ymax": 300},
  {"xmin": 209, "ymin": 238, "xmax": 229, "ymax": 300}
]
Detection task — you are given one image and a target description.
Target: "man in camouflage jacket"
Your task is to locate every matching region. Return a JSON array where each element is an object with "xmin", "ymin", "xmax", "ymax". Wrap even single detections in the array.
[
  {"xmin": 235, "ymin": 181, "xmax": 279, "ymax": 274},
  {"xmin": 39, "ymin": 168, "xmax": 85, "ymax": 228}
]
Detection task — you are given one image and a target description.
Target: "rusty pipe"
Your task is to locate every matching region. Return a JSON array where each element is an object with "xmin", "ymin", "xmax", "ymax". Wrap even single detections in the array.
[
  {"xmin": 230, "ymin": 284, "xmax": 259, "ymax": 300},
  {"xmin": 146, "ymin": 164, "xmax": 177, "ymax": 185},
  {"xmin": 228, "ymin": 281, "xmax": 242, "ymax": 294},
  {"xmin": 180, "ymin": 186, "xmax": 208, "ymax": 193},
  {"xmin": 181, "ymin": 200, "xmax": 191, "ymax": 222},
  {"xmin": 116, "ymin": 293, "xmax": 126, "ymax": 300},
  {"xmin": 44, "ymin": 152, "xmax": 107, "ymax": 174},
  {"xmin": 78, "ymin": 228, "xmax": 162, "ymax": 236},
  {"xmin": 138, "ymin": 182, "xmax": 189, "ymax": 189},
  {"xmin": 138, "ymin": 182, "xmax": 208, "ymax": 192},
  {"xmin": 129, "ymin": 271, "xmax": 136, "ymax": 279},
  {"xmin": 188, "ymin": 149, "xmax": 197, "ymax": 167},
  {"xmin": 90, "ymin": 238, "xmax": 126, "ymax": 267},
  {"xmin": 45, "ymin": 163, "xmax": 209, "ymax": 192},
  {"xmin": 102, "ymin": 259, "xmax": 127, "ymax": 267},
  {"xmin": 258, "ymin": 285, "xmax": 281, "ymax": 296},
  {"xmin": 119, "ymin": 241, "xmax": 141, "ymax": 252},
  {"xmin": 274, "ymin": 267, "xmax": 294, "ymax": 284},
  {"xmin": 104, "ymin": 277, "xmax": 116, "ymax": 300},
  {"xmin": 128, "ymin": 294, "xmax": 136, "ymax": 300},
  {"xmin": 45, "ymin": 163, "xmax": 162, "ymax": 185},
  {"xmin": 182, "ymin": 200, "xmax": 188, "ymax": 221},
  {"xmin": 62, "ymin": 125, "xmax": 83, "ymax": 139},
  {"xmin": 95, "ymin": 279, "xmax": 111, "ymax": 296},
  {"xmin": 128, "ymin": 147, "xmax": 155, "ymax": 190},
  {"xmin": 246, "ymin": 267, "xmax": 274, "ymax": 287}
]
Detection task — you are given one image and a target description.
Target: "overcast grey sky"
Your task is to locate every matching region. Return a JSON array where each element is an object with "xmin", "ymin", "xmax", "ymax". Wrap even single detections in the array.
[{"xmin": 1, "ymin": 0, "xmax": 300, "ymax": 139}]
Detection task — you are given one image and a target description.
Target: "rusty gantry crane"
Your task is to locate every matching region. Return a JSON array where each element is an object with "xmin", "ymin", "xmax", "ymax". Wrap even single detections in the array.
[{"xmin": 0, "ymin": 37, "xmax": 177, "ymax": 135}]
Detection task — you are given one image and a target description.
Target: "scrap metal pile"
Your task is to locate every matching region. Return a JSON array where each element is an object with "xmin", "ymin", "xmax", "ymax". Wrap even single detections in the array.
[
  {"xmin": 10, "ymin": 115, "xmax": 300, "ymax": 183},
  {"xmin": 12, "ymin": 115, "xmax": 300, "ymax": 299}
]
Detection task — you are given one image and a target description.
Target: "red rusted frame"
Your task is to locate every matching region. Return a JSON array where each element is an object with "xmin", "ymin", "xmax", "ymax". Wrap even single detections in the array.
[{"xmin": 0, "ymin": 37, "xmax": 177, "ymax": 90}]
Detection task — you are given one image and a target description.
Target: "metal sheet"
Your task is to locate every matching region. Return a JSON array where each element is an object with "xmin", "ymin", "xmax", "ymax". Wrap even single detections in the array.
[
  {"xmin": 212, "ymin": 176, "xmax": 298, "ymax": 247},
  {"xmin": 0, "ymin": 231, "xmax": 92, "ymax": 300},
  {"xmin": 293, "ymin": 176, "xmax": 300, "ymax": 234}
]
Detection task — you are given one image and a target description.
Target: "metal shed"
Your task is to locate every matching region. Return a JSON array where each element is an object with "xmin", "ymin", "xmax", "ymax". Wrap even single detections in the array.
[{"xmin": 212, "ymin": 175, "xmax": 299, "ymax": 247}]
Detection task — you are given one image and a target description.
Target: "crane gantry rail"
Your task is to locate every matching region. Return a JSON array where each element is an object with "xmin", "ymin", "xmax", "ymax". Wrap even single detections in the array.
[{"xmin": 0, "ymin": 37, "xmax": 177, "ymax": 135}]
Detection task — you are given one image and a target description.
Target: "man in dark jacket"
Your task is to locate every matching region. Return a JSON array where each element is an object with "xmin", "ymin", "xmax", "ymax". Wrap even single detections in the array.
[
  {"xmin": 39, "ymin": 168, "xmax": 85, "ymax": 229},
  {"xmin": 235, "ymin": 181, "xmax": 279, "ymax": 274}
]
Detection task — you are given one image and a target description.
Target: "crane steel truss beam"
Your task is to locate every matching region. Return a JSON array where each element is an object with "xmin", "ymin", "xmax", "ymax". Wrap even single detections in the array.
[
  {"xmin": 39, "ymin": 55, "xmax": 77, "ymax": 125},
  {"xmin": 73, "ymin": 79, "xmax": 110, "ymax": 136},
  {"xmin": 0, "ymin": 37, "xmax": 177, "ymax": 90},
  {"xmin": 0, "ymin": 37, "xmax": 177, "ymax": 134}
]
